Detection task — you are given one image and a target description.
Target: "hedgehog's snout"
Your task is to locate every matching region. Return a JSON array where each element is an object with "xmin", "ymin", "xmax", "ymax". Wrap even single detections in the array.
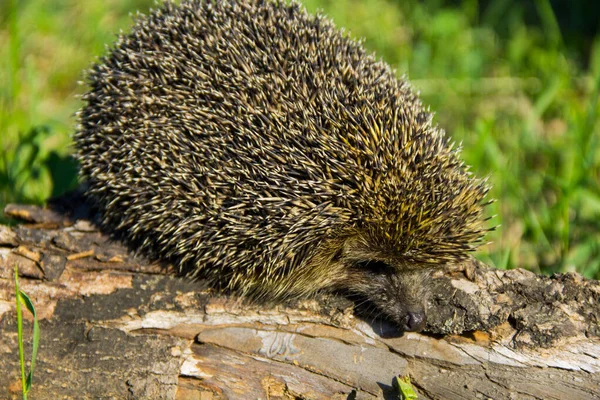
[
  {"xmin": 385, "ymin": 269, "xmax": 431, "ymax": 332},
  {"xmin": 384, "ymin": 282, "xmax": 428, "ymax": 332},
  {"xmin": 345, "ymin": 260, "xmax": 431, "ymax": 332},
  {"xmin": 399, "ymin": 309, "xmax": 427, "ymax": 332}
]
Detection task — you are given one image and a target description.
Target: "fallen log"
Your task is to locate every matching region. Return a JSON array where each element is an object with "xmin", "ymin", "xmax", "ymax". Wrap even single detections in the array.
[{"xmin": 0, "ymin": 199, "xmax": 599, "ymax": 399}]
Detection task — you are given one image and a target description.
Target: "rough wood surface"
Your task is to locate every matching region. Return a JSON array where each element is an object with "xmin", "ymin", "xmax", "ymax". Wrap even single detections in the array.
[{"xmin": 0, "ymin": 200, "xmax": 599, "ymax": 399}]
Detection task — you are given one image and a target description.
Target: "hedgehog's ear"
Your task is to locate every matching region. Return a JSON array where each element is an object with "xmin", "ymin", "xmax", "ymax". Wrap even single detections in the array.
[{"xmin": 331, "ymin": 247, "xmax": 343, "ymax": 262}]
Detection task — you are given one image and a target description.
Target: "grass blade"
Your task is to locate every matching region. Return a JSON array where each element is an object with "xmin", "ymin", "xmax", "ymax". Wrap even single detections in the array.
[{"xmin": 14, "ymin": 266, "xmax": 40, "ymax": 399}]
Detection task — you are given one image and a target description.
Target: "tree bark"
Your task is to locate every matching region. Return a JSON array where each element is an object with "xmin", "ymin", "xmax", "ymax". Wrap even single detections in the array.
[{"xmin": 0, "ymin": 200, "xmax": 599, "ymax": 399}]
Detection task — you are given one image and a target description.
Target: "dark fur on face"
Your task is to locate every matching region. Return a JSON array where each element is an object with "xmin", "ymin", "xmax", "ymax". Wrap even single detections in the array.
[
  {"xmin": 309, "ymin": 235, "xmax": 433, "ymax": 332},
  {"xmin": 343, "ymin": 261, "xmax": 431, "ymax": 332}
]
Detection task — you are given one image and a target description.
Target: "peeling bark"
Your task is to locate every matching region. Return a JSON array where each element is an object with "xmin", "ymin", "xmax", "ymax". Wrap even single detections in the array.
[{"xmin": 0, "ymin": 201, "xmax": 599, "ymax": 399}]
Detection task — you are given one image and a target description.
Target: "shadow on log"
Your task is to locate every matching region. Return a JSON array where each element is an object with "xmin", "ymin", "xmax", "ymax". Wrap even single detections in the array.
[{"xmin": 0, "ymin": 197, "xmax": 599, "ymax": 399}]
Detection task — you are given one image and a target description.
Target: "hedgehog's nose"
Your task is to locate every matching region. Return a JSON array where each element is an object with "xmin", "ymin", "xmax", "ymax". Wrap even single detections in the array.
[{"xmin": 402, "ymin": 311, "xmax": 426, "ymax": 332}]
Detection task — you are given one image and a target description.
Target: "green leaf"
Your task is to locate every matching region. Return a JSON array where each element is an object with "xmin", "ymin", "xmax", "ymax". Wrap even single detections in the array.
[
  {"xmin": 394, "ymin": 375, "xmax": 418, "ymax": 400},
  {"xmin": 18, "ymin": 291, "xmax": 40, "ymax": 393},
  {"xmin": 14, "ymin": 266, "xmax": 40, "ymax": 398}
]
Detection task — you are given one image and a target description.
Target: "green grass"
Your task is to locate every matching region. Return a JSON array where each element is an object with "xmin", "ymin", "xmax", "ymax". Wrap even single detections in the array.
[
  {"xmin": 1, "ymin": 0, "xmax": 598, "ymax": 278},
  {"xmin": 14, "ymin": 266, "xmax": 40, "ymax": 400}
]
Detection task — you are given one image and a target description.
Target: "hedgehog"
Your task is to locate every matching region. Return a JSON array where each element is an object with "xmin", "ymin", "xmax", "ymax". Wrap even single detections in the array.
[{"xmin": 74, "ymin": 0, "xmax": 490, "ymax": 332}]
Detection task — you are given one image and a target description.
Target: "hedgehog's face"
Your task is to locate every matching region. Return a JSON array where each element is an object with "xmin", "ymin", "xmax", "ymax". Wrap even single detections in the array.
[
  {"xmin": 329, "ymin": 235, "xmax": 432, "ymax": 332},
  {"xmin": 344, "ymin": 261, "xmax": 431, "ymax": 332}
]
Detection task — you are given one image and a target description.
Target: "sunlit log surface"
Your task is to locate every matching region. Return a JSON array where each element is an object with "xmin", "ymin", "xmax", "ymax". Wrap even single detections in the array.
[{"xmin": 1, "ymin": 199, "xmax": 599, "ymax": 399}]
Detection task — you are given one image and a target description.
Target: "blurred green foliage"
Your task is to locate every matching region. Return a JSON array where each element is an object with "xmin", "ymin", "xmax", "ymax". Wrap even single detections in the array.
[{"xmin": 1, "ymin": 0, "xmax": 599, "ymax": 278}]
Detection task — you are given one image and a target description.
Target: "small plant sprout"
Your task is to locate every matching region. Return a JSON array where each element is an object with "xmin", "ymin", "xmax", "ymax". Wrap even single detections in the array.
[{"xmin": 14, "ymin": 266, "xmax": 40, "ymax": 400}]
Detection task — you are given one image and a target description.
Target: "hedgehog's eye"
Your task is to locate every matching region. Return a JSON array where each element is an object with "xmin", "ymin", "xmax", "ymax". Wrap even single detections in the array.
[{"xmin": 355, "ymin": 260, "xmax": 393, "ymax": 274}]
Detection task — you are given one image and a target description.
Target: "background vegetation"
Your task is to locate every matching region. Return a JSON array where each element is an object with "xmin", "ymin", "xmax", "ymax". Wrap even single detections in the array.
[{"xmin": 1, "ymin": 0, "xmax": 599, "ymax": 278}]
